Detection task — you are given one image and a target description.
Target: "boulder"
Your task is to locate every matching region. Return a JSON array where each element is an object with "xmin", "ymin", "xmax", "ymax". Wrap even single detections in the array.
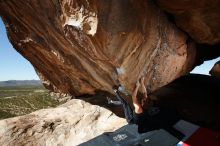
[
  {"xmin": 0, "ymin": 99, "xmax": 126, "ymax": 146},
  {"xmin": 210, "ymin": 61, "xmax": 220, "ymax": 79},
  {"xmin": 0, "ymin": 0, "xmax": 196, "ymax": 97},
  {"xmin": 157, "ymin": 0, "xmax": 220, "ymax": 44}
]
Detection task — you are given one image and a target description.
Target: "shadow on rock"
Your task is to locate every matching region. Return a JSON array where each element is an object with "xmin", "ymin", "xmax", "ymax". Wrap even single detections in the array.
[
  {"xmin": 77, "ymin": 74, "xmax": 220, "ymax": 131},
  {"xmin": 152, "ymin": 73, "xmax": 220, "ymax": 131}
]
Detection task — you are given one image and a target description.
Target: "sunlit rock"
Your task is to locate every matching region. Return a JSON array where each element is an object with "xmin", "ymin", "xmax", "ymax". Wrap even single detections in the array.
[
  {"xmin": 0, "ymin": 0, "xmax": 196, "ymax": 97},
  {"xmin": 157, "ymin": 0, "xmax": 220, "ymax": 44},
  {"xmin": 0, "ymin": 99, "xmax": 126, "ymax": 146}
]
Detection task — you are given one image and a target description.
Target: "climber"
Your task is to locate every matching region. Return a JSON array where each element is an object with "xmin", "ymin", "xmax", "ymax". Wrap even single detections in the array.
[
  {"xmin": 108, "ymin": 77, "xmax": 182, "ymax": 135},
  {"xmin": 107, "ymin": 77, "xmax": 156, "ymax": 130}
]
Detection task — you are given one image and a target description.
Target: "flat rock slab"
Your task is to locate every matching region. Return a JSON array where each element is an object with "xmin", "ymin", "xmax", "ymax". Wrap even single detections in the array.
[{"xmin": 0, "ymin": 99, "xmax": 126, "ymax": 146}]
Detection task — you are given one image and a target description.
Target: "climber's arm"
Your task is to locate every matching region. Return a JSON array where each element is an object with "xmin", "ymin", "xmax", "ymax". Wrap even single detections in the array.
[
  {"xmin": 140, "ymin": 77, "xmax": 148, "ymax": 106},
  {"xmin": 140, "ymin": 77, "xmax": 148, "ymax": 98},
  {"xmin": 132, "ymin": 81, "xmax": 143, "ymax": 114}
]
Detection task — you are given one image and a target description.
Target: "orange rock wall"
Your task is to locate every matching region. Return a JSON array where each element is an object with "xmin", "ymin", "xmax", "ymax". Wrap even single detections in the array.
[
  {"xmin": 157, "ymin": 0, "xmax": 220, "ymax": 44},
  {"xmin": 0, "ymin": 0, "xmax": 196, "ymax": 96}
]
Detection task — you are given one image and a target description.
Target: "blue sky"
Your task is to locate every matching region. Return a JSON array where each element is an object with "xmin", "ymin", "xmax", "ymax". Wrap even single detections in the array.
[
  {"xmin": 0, "ymin": 17, "xmax": 39, "ymax": 81},
  {"xmin": 0, "ymin": 17, "xmax": 219, "ymax": 81},
  {"xmin": 191, "ymin": 57, "xmax": 220, "ymax": 75}
]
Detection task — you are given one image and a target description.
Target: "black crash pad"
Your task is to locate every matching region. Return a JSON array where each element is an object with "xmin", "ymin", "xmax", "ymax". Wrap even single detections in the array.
[{"xmin": 78, "ymin": 124, "xmax": 180, "ymax": 146}]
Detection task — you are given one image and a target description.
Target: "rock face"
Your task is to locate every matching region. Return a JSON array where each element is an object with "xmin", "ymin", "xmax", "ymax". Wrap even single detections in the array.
[
  {"xmin": 0, "ymin": 0, "xmax": 196, "ymax": 97},
  {"xmin": 157, "ymin": 0, "xmax": 220, "ymax": 44},
  {"xmin": 210, "ymin": 61, "xmax": 220, "ymax": 79},
  {"xmin": 1, "ymin": 1, "xmax": 220, "ymax": 145},
  {"xmin": 0, "ymin": 99, "xmax": 126, "ymax": 146}
]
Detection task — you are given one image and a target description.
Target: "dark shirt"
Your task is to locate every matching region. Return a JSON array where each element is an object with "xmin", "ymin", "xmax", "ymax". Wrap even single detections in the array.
[{"xmin": 133, "ymin": 107, "xmax": 180, "ymax": 134}]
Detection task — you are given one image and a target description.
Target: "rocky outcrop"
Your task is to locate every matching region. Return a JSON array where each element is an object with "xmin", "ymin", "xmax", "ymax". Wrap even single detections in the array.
[
  {"xmin": 0, "ymin": 0, "xmax": 196, "ymax": 97},
  {"xmin": 1, "ymin": 1, "xmax": 220, "ymax": 145},
  {"xmin": 210, "ymin": 61, "xmax": 220, "ymax": 79},
  {"xmin": 0, "ymin": 99, "xmax": 126, "ymax": 146},
  {"xmin": 157, "ymin": 0, "xmax": 220, "ymax": 44}
]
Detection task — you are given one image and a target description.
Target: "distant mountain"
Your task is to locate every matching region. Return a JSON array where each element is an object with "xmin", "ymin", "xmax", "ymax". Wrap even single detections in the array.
[{"xmin": 0, "ymin": 80, "xmax": 42, "ymax": 87}]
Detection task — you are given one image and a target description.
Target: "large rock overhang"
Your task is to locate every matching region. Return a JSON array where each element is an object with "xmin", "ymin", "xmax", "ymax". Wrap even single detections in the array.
[{"xmin": 0, "ymin": 0, "xmax": 198, "ymax": 97}]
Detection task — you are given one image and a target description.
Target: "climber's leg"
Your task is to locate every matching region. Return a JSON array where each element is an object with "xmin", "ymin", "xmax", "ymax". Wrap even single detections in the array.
[{"xmin": 112, "ymin": 87, "xmax": 134, "ymax": 124}]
